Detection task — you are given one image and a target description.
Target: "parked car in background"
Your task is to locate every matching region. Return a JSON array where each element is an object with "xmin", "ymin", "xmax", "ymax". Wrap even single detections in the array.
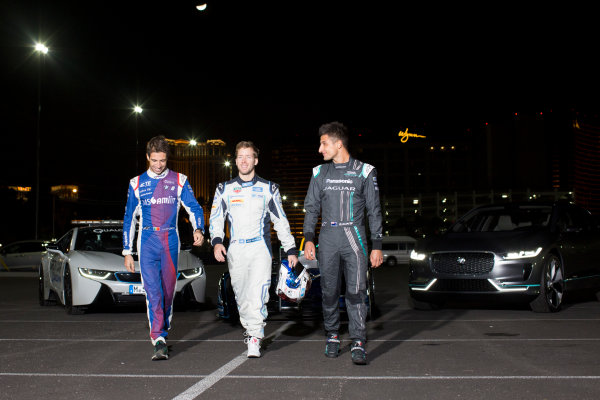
[
  {"xmin": 39, "ymin": 221, "xmax": 206, "ymax": 314},
  {"xmin": 409, "ymin": 201, "xmax": 600, "ymax": 312},
  {"xmin": 0, "ymin": 240, "xmax": 51, "ymax": 272},
  {"xmin": 381, "ymin": 236, "xmax": 416, "ymax": 266}
]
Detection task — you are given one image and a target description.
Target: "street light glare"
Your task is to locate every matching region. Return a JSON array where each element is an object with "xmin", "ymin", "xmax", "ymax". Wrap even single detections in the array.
[
  {"xmin": 189, "ymin": 139, "xmax": 197, "ymax": 146},
  {"xmin": 35, "ymin": 43, "xmax": 49, "ymax": 54},
  {"xmin": 133, "ymin": 106, "xmax": 143, "ymax": 113},
  {"xmin": 224, "ymin": 161, "xmax": 231, "ymax": 167}
]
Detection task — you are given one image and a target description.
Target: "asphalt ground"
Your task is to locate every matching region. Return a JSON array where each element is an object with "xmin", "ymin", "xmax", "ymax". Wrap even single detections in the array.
[{"xmin": 1, "ymin": 264, "xmax": 600, "ymax": 400}]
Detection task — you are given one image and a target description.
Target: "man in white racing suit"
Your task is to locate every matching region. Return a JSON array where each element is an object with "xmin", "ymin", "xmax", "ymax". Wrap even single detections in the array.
[{"xmin": 210, "ymin": 141, "xmax": 298, "ymax": 358}]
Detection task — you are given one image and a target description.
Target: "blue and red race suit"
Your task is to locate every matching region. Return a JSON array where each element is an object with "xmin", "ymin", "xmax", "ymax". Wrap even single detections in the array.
[{"xmin": 122, "ymin": 168, "xmax": 204, "ymax": 345}]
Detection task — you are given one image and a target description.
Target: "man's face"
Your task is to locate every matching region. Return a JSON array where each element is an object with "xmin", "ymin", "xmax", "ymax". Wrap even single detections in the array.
[
  {"xmin": 319, "ymin": 134, "xmax": 340, "ymax": 161},
  {"xmin": 146, "ymin": 152, "xmax": 167, "ymax": 175},
  {"xmin": 235, "ymin": 147, "xmax": 258, "ymax": 176}
]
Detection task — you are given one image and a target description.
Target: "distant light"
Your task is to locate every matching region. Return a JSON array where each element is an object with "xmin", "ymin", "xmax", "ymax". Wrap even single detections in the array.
[
  {"xmin": 413, "ymin": 199, "xmax": 419, "ymax": 205},
  {"xmin": 224, "ymin": 161, "xmax": 231, "ymax": 167},
  {"xmin": 282, "ymin": 195, "xmax": 287, "ymax": 201},
  {"xmin": 293, "ymin": 202, "xmax": 298, "ymax": 207},
  {"xmin": 72, "ymin": 188, "xmax": 78, "ymax": 193},
  {"xmin": 35, "ymin": 43, "xmax": 48, "ymax": 54},
  {"xmin": 133, "ymin": 106, "xmax": 143, "ymax": 114},
  {"xmin": 189, "ymin": 139, "xmax": 197, "ymax": 146},
  {"xmin": 196, "ymin": 3, "xmax": 207, "ymax": 11}
]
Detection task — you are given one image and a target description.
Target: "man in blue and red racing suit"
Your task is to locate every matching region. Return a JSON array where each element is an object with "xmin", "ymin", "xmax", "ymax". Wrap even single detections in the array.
[
  {"xmin": 210, "ymin": 141, "xmax": 298, "ymax": 358},
  {"xmin": 303, "ymin": 122, "xmax": 383, "ymax": 365},
  {"xmin": 123, "ymin": 135, "xmax": 204, "ymax": 360}
]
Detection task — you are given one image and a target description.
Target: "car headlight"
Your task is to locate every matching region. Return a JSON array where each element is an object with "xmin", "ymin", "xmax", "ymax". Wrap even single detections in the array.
[
  {"xmin": 78, "ymin": 267, "xmax": 113, "ymax": 280},
  {"xmin": 410, "ymin": 250, "xmax": 427, "ymax": 261},
  {"xmin": 179, "ymin": 267, "xmax": 204, "ymax": 279},
  {"xmin": 502, "ymin": 247, "xmax": 543, "ymax": 260}
]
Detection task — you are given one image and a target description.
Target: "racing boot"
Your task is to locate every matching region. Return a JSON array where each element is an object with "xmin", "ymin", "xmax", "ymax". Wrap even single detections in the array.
[
  {"xmin": 350, "ymin": 340, "xmax": 367, "ymax": 365},
  {"xmin": 152, "ymin": 340, "xmax": 169, "ymax": 361},
  {"xmin": 324, "ymin": 332, "xmax": 341, "ymax": 358},
  {"xmin": 245, "ymin": 335, "xmax": 261, "ymax": 358}
]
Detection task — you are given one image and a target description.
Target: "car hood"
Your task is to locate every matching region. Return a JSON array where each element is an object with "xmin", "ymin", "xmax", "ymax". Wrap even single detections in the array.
[
  {"xmin": 69, "ymin": 251, "xmax": 133, "ymax": 271},
  {"xmin": 418, "ymin": 229, "xmax": 555, "ymax": 253}
]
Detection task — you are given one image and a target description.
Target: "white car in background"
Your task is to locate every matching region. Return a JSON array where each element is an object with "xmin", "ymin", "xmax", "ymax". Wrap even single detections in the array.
[
  {"xmin": 1, "ymin": 240, "xmax": 51, "ymax": 272},
  {"xmin": 39, "ymin": 221, "xmax": 206, "ymax": 314}
]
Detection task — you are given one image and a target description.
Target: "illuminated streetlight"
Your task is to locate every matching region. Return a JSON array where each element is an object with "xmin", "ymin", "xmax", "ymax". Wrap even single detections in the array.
[
  {"xmin": 189, "ymin": 139, "xmax": 197, "ymax": 146},
  {"xmin": 35, "ymin": 43, "xmax": 48, "ymax": 54},
  {"xmin": 34, "ymin": 42, "xmax": 49, "ymax": 240},
  {"xmin": 224, "ymin": 160, "xmax": 232, "ymax": 180}
]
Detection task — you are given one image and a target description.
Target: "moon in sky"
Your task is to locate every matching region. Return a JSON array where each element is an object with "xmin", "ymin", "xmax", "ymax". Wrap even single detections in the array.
[{"xmin": 196, "ymin": 4, "xmax": 207, "ymax": 11}]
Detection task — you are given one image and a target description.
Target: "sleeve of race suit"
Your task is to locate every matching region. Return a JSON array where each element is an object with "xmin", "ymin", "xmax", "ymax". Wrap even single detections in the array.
[
  {"xmin": 363, "ymin": 166, "xmax": 383, "ymax": 250},
  {"xmin": 302, "ymin": 165, "xmax": 323, "ymax": 244},
  {"xmin": 122, "ymin": 177, "xmax": 141, "ymax": 256},
  {"xmin": 267, "ymin": 182, "xmax": 298, "ymax": 256},
  {"xmin": 179, "ymin": 173, "xmax": 205, "ymax": 234},
  {"xmin": 209, "ymin": 182, "xmax": 227, "ymax": 246}
]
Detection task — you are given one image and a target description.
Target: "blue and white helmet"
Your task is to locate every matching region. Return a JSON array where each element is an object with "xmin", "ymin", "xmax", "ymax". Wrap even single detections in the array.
[{"xmin": 276, "ymin": 259, "xmax": 312, "ymax": 303}]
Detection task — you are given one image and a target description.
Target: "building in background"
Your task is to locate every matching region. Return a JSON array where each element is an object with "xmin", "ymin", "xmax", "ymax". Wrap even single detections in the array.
[{"xmin": 166, "ymin": 138, "xmax": 231, "ymax": 223}]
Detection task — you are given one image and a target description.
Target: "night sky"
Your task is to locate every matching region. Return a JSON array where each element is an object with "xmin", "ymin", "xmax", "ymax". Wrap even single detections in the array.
[{"xmin": 1, "ymin": 1, "xmax": 597, "ymax": 192}]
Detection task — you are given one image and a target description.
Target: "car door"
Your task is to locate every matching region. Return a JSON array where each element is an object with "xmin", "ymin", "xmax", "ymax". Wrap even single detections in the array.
[
  {"xmin": 49, "ymin": 231, "xmax": 74, "ymax": 292},
  {"xmin": 557, "ymin": 205, "xmax": 600, "ymax": 285},
  {"xmin": 19, "ymin": 242, "xmax": 47, "ymax": 271}
]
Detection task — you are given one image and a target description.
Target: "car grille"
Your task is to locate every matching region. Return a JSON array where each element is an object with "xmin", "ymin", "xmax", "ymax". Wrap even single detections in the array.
[
  {"xmin": 114, "ymin": 272, "xmax": 141, "ymax": 283},
  {"xmin": 434, "ymin": 279, "xmax": 496, "ymax": 292},
  {"xmin": 431, "ymin": 252, "xmax": 494, "ymax": 275}
]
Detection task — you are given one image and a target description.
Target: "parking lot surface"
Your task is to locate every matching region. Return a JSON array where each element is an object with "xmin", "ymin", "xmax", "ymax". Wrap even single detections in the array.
[{"xmin": 1, "ymin": 265, "xmax": 600, "ymax": 399}]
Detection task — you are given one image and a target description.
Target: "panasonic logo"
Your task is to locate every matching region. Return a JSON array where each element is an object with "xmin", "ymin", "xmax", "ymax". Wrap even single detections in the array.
[{"xmin": 326, "ymin": 179, "xmax": 353, "ymax": 184}]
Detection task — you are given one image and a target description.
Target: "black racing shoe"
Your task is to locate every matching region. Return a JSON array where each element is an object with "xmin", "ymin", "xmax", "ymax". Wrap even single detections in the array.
[
  {"xmin": 152, "ymin": 341, "xmax": 169, "ymax": 361},
  {"xmin": 350, "ymin": 340, "xmax": 367, "ymax": 365},
  {"xmin": 324, "ymin": 333, "xmax": 341, "ymax": 358}
]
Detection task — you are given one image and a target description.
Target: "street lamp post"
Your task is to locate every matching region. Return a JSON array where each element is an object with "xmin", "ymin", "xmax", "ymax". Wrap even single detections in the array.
[
  {"xmin": 133, "ymin": 105, "xmax": 143, "ymax": 171},
  {"xmin": 34, "ymin": 42, "xmax": 48, "ymax": 240}
]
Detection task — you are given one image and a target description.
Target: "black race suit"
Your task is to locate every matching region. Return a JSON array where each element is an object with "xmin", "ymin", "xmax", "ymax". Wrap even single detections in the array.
[{"xmin": 303, "ymin": 156, "xmax": 382, "ymax": 341}]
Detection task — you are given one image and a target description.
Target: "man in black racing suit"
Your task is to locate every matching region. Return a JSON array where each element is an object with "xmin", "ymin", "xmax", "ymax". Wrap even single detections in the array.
[{"xmin": 303, "ymin": 121, "xmax": 383, "ymax": 365}]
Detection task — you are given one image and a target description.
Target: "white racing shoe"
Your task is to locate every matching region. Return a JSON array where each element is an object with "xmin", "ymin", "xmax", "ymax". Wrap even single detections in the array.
[{"xmin": 244, "ymin": 334, "xmax": 261, "ymax": 358}]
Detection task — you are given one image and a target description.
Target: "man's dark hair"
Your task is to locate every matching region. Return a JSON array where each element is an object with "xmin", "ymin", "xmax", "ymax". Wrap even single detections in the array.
[
  {"xmin": 146, "ymin": 135, "xmax": 170, "ymax": 157},
  {"xmin": 319, "ymin": 121, "xmax": 349, "ymax": 149}
]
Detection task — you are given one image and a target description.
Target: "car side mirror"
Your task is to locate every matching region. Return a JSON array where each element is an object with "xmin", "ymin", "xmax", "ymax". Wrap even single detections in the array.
[{"xmin": 46, "ymin": 243, "xmax": 60, "ymax": 251}]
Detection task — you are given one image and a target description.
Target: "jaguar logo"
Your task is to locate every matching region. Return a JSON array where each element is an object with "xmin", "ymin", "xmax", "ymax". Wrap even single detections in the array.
[{"xmin": 457, "ymin": 257, "xmax": 466, "ymax": 265}]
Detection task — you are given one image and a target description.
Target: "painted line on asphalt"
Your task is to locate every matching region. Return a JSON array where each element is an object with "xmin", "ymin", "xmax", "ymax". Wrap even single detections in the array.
[
  {"xmin": 2, "ymin": 372, "xmax": 600, "ymax": 381},
  {"xmin": 2, "ymin": 337, "xmax": 600, "ymax": 343},
  {"xmin": 172, "ymin": 321, "xmax": 295, "ymax": 400},
  {"xmin": 3, "ymin": 318, "xmax": 600, "ymax": 323}
]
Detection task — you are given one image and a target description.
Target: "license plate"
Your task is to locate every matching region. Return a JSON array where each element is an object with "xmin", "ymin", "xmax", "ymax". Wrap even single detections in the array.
[{"xmin": 129, "ymin": 285, "xmax": 145, "ymax": 295}]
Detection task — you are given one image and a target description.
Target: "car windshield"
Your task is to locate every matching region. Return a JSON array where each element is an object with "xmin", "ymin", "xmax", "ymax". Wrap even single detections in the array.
[
  {"xmin": 450, "ymin": 205, "xmax": 552, "ymax": 233},
  {"xmin": 75, "ymin": 226, "xmax": 123, "ymax": 254}
]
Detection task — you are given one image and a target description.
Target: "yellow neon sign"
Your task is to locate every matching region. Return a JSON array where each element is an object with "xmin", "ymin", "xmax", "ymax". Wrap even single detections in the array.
[{"xmin": 398, "ymin": 128, "xmax": 426, "ymax": 143}]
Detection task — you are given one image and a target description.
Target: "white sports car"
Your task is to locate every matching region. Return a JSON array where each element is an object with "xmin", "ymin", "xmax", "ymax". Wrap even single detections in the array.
[{"xmin": 39, "ymin": 222, "xmax": 206, "ymax": 314}]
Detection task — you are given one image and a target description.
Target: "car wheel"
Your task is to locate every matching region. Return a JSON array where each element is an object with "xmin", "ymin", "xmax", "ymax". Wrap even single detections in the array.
[
  {"xmin": 64, "ymin": 266, "xmax": 86, "ymax": 315},
  {"xmin": 530, "ymin": 255, "xmax": 564, "ymax": 313},
  {"xmin": 38, "ymin": 264, "xmax": 55, "ymax": 306},
  {"xmin": 386, "ymin": 257, "xmax": 397, "ymax": 267}
]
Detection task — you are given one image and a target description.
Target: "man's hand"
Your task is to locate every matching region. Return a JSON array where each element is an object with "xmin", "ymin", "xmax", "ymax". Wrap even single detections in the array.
[
  {"xmin": 370, "ymin": 249, "xmax": 383, "ymax": 268},
  {"xmin": 193, "ymin": 230, "xmax": 204, "ymax": 247},
  {"xmin": 288, "ymin": 254, "xmax": 299, "ymax": 267},
  {"xmin": 124, "ymin": 254, "xmax": 135, "ymax": 273},
  {"xmin": 304, "ymin": 241, "xmax": 316, "ymax": 260},
  {"xmin": 213, "ymin": 243, "xmax": 227, "ymax": 262}
]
